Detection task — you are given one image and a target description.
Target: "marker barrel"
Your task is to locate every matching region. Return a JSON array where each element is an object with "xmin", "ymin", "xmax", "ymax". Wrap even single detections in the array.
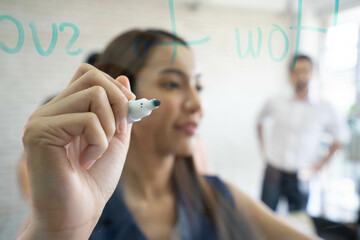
[{"xmin": 127, "ymin": 98, "xmax": 161, "ymax": 123}]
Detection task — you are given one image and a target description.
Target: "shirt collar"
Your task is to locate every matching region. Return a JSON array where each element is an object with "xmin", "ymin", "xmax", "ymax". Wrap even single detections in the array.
[{"xmin": 290, "ymin": 90, "xmax": 319, "ymax": 105}]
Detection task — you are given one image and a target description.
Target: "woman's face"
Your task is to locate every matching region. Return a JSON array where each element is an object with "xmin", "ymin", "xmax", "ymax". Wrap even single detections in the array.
[{"xmin": 131, "ymin": 44, "xmax": 203, "ymax": 157}]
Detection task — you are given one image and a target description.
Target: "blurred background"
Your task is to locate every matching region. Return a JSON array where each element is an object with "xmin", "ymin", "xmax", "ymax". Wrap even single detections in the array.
[{"xmin": 1, "ymin": 0, "xmax": 360, "ymax": 239}]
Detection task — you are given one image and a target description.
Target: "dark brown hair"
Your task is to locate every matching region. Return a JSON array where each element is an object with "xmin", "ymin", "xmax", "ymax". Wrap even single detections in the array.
[
  {"xmin": 95, "ymin": 29, "xmax": 262, "ymax": 240},
  {"xmin": 289, "ymin": 54, "xmax": 313, "ymax": 71},
  {"xmin": 95, "ymin": 29, "xmax": 187, "ymax": 90}
]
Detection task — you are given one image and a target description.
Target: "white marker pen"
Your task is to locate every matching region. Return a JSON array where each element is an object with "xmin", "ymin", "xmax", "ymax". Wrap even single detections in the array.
[{"xmin": 127, "ymin": 98, "xmax": 161, "ymax": 123}]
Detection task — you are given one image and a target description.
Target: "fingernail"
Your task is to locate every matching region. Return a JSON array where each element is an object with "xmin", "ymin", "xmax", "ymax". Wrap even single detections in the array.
[
  {"xmin": 84, "ymin": 159, "xmax": 97, "ymax": 170},
  {"xmin": 120, "ymin": 84, "xmax": 133, "ymax": 95},
  {"xmin": 81, "ymin": 148, "xmax": 102, "ymax": 169},
  {"xmin": 117, "ymin": 118, "xmax": 127, "ymax": 134},
  {"xmin": 116, "ymin": 76, "xmax": 131, "ymax": 90},
  {"xmin": 120, "ymin": 84, "xmax": 136, "ymax": 99}
]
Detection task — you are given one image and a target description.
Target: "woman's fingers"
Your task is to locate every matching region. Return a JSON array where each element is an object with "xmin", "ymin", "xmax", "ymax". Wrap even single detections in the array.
[
  {"xmin": 55, "ymin": 69, "xmax": 135, "ymax": 133},
  {"xmin": 20, "ymin": 65, "xmax": 138, "ymax": 240},
  {"xmin": 24, "ymin": 112, "xmax": 108, "ymax": 170},
  {"xmin": 68, "ymin": 63, "xmax": 133, "ymax": 99},
  {"xmin": 69, "ymin": 63, "xmax": 113, "ymax": 85},
  {"xmin": 69, "ymin": 63, "xmax": 94, "ymax": 83},
  {"xmin": 115, "ymin": 76, "xmax": 134, "ymax": 99},
  {"xmin": 79, "ymin": 112, "xmax": 108, "ymax": 169},
  {"xmin": 24, "ymin": 64, "xmax": 137, "ymax": 170},
  {"xmin": 34, "ymin": 86, "xmax": 116, "ymax": 141}
]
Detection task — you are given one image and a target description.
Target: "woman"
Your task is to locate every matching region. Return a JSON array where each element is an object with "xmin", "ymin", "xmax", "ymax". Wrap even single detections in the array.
[{"xmin": 18, "ymin": 29, "xmax": 318, "ymax": 240}]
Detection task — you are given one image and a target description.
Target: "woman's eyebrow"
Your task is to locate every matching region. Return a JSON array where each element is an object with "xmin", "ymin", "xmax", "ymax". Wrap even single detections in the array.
[
  {"xmin": 160, "ymin": 68, "xmax": 202, "ymax": 80},
  {"xmin": 160, "ymin": 68, "xmax": 187, "ymax": 79}
]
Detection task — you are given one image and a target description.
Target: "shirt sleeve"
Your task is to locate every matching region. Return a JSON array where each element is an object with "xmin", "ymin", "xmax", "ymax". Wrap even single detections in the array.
[
  {"xmin": 257, "ymin": 98, "xmax": 273, "ymax": 124},
  {"xmin": 324, "ymin": 103, "xmax": 350, "ymax": 145}
]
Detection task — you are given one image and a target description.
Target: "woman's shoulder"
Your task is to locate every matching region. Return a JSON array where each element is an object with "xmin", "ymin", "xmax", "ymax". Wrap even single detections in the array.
[
  {"xmin": 203, "ymin": 175, "xmax": 257, "ymax": 210},
  {"xmin": 202, "ymin": 175, "xmax": 236, "ymax": 206},
  {"xmin": 203, "ymin": 175, "xmax": 227, "ymax": 187}
]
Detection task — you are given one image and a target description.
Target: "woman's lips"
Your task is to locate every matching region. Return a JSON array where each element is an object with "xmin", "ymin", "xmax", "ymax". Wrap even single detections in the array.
[{"xmin": 175, "ymin": 122, "xmax": 198, "ymax": 136}]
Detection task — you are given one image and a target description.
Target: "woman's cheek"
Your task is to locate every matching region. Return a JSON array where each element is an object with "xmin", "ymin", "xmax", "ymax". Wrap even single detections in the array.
[{"xmin": 157, "ymin": 97, "xmax": 179, "ymax": 119}]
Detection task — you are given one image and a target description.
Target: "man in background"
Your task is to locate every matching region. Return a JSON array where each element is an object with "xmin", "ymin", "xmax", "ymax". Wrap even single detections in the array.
[{"xmin": 257, "ymin": 54, "xmax": 348, "ymax": 212}]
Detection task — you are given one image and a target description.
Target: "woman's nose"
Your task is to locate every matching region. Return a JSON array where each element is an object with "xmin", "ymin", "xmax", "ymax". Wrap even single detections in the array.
[{"xmin": 184, "ymin": 87, "xmax": 202, "ymax": 114}]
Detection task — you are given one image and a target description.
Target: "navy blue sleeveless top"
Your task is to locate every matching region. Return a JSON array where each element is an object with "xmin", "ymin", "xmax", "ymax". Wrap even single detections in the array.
[{"xmin": 89, "ymin": 176, "xmax": 234, "ymax": 240}]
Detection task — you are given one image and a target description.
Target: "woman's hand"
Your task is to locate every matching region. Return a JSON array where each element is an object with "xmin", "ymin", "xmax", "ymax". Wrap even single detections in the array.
[{"xmin": 18, "ymin": 64, "xmax": 135, "ymax": 240}]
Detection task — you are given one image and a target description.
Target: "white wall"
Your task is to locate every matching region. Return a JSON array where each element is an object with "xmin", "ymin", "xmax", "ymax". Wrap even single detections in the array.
[{"xmin": 0, "ymin": 0, "xmax": 296, "ymax": 238}]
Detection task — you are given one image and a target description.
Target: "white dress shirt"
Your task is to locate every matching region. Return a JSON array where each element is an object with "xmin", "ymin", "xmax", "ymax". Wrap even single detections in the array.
[{"xmin": 258, "ymin": 95, "xmax": 348, "ymax": 172}]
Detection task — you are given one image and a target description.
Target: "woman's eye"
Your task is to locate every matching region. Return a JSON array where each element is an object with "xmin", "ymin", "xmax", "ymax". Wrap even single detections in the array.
[
  {"xmin": 196, "ymin": 85, "xmax": 203, "ymax": 92},
  {"xmin": 164, "ymin": 81, "xmax": 180, "ymax": 89}
]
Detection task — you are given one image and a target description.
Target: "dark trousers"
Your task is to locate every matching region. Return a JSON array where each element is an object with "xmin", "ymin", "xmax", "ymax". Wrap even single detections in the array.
[{"xmin": 261, "ymin": 164, "xmax": 308, "ymax": 212}]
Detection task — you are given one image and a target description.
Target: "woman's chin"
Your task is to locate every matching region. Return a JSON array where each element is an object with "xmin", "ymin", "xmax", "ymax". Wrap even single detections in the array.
[
  {"xmin": 173, "ymin": 141, "xmax": 195, "ymax": 157},
  {"xmin": 175, "ymin": 152, "xmax": 193, "ymax": 158}
]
